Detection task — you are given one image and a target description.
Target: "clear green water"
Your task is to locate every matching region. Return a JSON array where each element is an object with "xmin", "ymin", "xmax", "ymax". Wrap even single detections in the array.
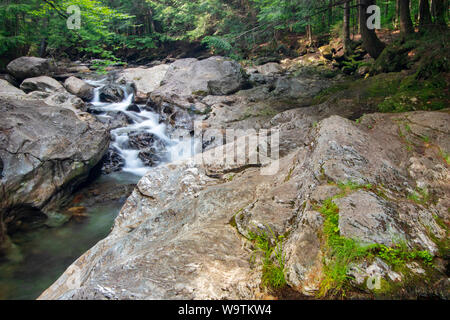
[{"xmin": 0, "ymin": 172, "xmax": 140, "ymax": 300}]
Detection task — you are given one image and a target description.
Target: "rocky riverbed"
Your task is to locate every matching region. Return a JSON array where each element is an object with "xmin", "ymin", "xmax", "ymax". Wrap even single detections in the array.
[{"xmin": 0, "ymin": 53, "xmax": 449, "ymax": 300}]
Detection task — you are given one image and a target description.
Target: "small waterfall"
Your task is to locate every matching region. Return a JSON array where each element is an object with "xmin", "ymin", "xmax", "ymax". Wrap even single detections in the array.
[{"xmin": 86, "ymin": 78, "xmax": 199, "ymax": 176}]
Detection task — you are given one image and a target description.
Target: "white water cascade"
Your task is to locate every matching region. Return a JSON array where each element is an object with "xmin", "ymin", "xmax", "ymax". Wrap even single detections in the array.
[{"xmin": 86, "ymin": 78, "xmax": 199, "ymax": 176}]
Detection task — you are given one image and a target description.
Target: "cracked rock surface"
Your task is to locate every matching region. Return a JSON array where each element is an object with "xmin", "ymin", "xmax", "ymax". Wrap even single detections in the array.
[
  {"xmin": 39, "ymin": 108, "xmax": 449, "ymax": 299},
  {"xmin": 0, "ymin": 97, "xmax": 109, "ymax": 229}
]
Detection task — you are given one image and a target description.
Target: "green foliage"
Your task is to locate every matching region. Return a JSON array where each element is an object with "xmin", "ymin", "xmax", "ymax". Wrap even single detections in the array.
[
  {"xmin": 247, "ymin": 228, "xmax": 287, "ymax": 289},
  {"xmin": 2, "ymin": 0, "xmax": 447, "ymax": 65},
  {"xmin": 372, "ymin": 243, "xmax": 433, "ymax": 267},
  {"xmin": 202, "ymin": 36, "xmax": 233, "ymax": 55},
  {"xmin": 317, "ymin": 198, "xmax": 373, "ymax": 297},
  {"xmin": 90, "ymin": 59, "xmax": 124, "ymax": 74},
  {"xmin": 408, "ymin": 187, "xmax": 431, "ymax": 206},
  {"xmin": 316, "ymin": 188, "xmax": 435, "ymax": 297},
  {"xmin": 336, "ymin": 181, "xmax": 373, "ymax": 193},
  {"xmin": 439, "ymin": 149, "xmax": 450, "ymax": 166}
]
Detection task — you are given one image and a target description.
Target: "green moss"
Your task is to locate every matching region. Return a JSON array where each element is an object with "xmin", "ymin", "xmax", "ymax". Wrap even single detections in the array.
[
  {"xmin": 372, "ymin": 44, "xmax": 412, "ymax": 74},
  {"xmin": 371, "ymin": 242, "xmax": 433, "ymax": 267},
  {"xmin": 191, "ymin": 90, "xmax": 208, "ymax": 97},
  {"xmin": 377, "ymin": 73, "xmax": 448, "ymax": 113},
  {"xmin": 284, "ymin": 166, "xmax": 294, "ymax": 182},
  {"xmin": 312, "ymin": 81, "xmax": 352, "ymax": 105},
  {"xmin": 428, "ymin": 215, "xmax": 450, "ymax": 258},
  {"xmin": 189, "ymin": 105, "xmax": 212, "ymax": 115},
  {"xmin": 316, "ymin": 192, "xmax": 435, "ymax": 298},
  {"xmin": 228, "ymin": 208, "xmax": 244, "ymax": 228},
  {"xmin": 439, "ymin": 148, "xmax": 450, "ymax": 165},
  {"xmin": 247, "ymin": 228, "xmax": 287, "ymax": 290},
  {"xmin": 407, "ymin": 187, "xmax": 431, "ymax": 206},
  {"xmin": 311, "ymin": 67, "xmax": 448, "ymax": 115},
  {"xmin": 336, "ymin": 181, "xmax": 373, "ymax": 193},
  {"xmin": 316, "ymin": 199, "xmax": 374, "ymax": 297}
]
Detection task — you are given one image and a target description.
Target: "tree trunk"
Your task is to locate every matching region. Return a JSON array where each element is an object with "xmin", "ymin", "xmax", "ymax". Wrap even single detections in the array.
[
  {"xmin": 359, "ymin": 0, "xmax": 385, "ymax": 58},
  {"xmin": 399, "ymin": 0, "xmax": 415, "ymax": 35},
  {"xmin": 419, "ymin": 0, "xmax": 433, "ymax": 31},
  {"xmin": 39, "ymin": 16, "xmax": 48, "ymax": 57},
  {"xmin": 357, "ymin": 0, "xmax": 361, "ymax": 33},
  {"xmin": 328, "ymin": 0, "xmax": 334, "ymax": 27},
  {"xmin": 344, "ymin": 0, "xmax": 351, "ymax": 52},
  {"xmin": 307, "ymin": 24, "xmax": 313, "ymax": 46},
  {"xmin": 433, "ymin": 0, "xmax": 447, "ymax": 25},
  {"xmin": 395, "ymin": 0, "xmax": 400, "ymax": 28}
]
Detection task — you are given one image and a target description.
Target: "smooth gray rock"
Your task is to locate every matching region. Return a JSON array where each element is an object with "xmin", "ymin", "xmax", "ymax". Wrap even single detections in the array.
[
  {"xmin": 150, "ymin": 57, "xmax": 247, "ymax": 109},
  {"xmin": 117, "ymin": 65, "xmax": 169, "ymax": 99},
  {"xmin": 7, "ymin": 57, "xmax": 52, "ymax": 81},
  {"xmin": 335, "ymin": 190, "xmax": 405, "ymax": 246},
  {"xmin": 64, "ymin": 76, "xmax": 94, "ymax": 101},
  {"xmin": 20, "ymin": 76, "xmax": 64, "ymax": 93},
  {"xmin": 0, "ymin": 97, "xmax": 109, "ymax": 239},
  {"xmin": 0, "ymin": 79, "xmax": 25, "ymax": 97}
]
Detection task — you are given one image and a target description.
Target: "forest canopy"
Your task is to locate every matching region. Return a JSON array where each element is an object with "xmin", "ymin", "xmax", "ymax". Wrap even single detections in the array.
[{"xmin": 0, "ymin": 0, "xmax": 448, "ymax": 65}]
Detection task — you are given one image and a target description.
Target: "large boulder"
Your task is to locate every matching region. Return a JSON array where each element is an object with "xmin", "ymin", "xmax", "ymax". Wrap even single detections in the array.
[
  {"xmin": 39, "ymin": 109, "xmax": 449, "ymax": 300},
  {"xmin": 64, "ymin": 76, "xmax": 94, "ymax": 101},
  {"xmin": 117, "ymin": 65, "xmax": 169, "ymax": 102},
  {"xmin": 0, "ymin": 97, "xmax": 109, "ymax": 247},
  {"xmin": 6, "ymin": 57, "xmax": 52, "ymax": 81},
  {"xmin": 150, "ymin": 57, "xmax": 247, "ymax": 108},
  {"xmin": 20, "ymin": 76, "xmax": 64, "ymax": 93}
]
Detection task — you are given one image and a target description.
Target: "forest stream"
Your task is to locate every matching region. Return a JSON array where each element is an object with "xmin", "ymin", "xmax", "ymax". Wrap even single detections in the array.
[{"xmin": 0, "ymin": 73, "xmax": 195, "ymax": 300}]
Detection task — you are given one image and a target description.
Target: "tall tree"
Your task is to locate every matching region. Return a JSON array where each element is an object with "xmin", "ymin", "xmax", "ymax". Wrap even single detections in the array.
[
  {"xmin": 359, "ymin": 0, "xmax": 385, "ymax": 58},
  {"xmin": 328, "ymin": 0, "xmax": 334, "ymax": 27},
  {"xmin": 343, "ymin": 0, "xmax": 351, "ymax": 52},
  {"xmin": 419, "ymin": 0, "xmax": 432, "ymax": 31},
  {"xmin": 432, "ymin": 0, "xmax": 447, "ymax": 25},
  {"xmin": 394, "ymin": 0, "xmax": 401, "ymax": 29},
  {"xmin": 399, "ymin": 0, "xmax": 415, "ymax": 35}
]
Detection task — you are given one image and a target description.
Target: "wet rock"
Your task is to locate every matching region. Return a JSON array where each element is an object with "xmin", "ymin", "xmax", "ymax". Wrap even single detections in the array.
[
  {"xmin": 101, "ymin": 148, "xmax": 125, "ymax": 174},
  {"xmin": 64, "ymin": 76, "xmax": 94, "ymax": 101},
  {"xmin": 128, "ymin": 132, "xmax": 166, "ymax": 166},
  {"xmin": 6, "ymin": 57, "xmax": 52, "ymax": 81},
  {"xmin": 99, "ymin": 84, "xmax": 125, "ymax": 103},
  {"xmin": 95, "ymin": 111, "xmax": 132, "ymax": 130},
  {"xmin": 70, "ymin": 179, "xmax": 135, "ymax": 207},
  {"xmin": 0, "ymin": 97, "xmax": 109, "ymax": 243},
  {"xmin": 348, "ymin": 258, "xmax": 403, "ymax": 287},
  {"xmin": 126, "ymin": 104, "xmax": 140, "ymax": 113},
  {"xmin": 20, "ymin": 76, "xmax": 64, "ymax": 93}
]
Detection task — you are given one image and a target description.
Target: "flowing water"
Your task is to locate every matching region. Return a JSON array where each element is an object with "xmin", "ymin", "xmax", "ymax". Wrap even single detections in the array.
[
  {"xmin": 87, "ymin": 78, "xmax": 199, "ymax": 175},
  {"xmin": 0, "ymin": 75, "xmax": 196, "ymax": 300}
]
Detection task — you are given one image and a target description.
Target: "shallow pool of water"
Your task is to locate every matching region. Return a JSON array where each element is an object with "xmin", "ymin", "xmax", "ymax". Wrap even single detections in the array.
[{"xmin": 0, "ymin": 172, "xmax": 139, "ymax": 300}]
